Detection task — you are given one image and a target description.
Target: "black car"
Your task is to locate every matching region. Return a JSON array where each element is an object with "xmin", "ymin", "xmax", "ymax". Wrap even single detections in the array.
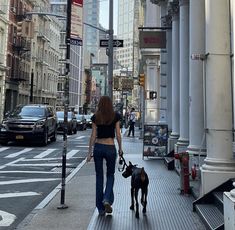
[
  {"xmin": 56, "ymin": 111, "xmax": 77, "ymax": 135},
  {"xmin": 75, "ymin": 114, "xmax": 87, "ymax": 131},
  {"xmin": 0, "ymin": 104, "xmax": 57, "ymax": 146},
  {"xmin": 84, "ymin": 114, "xmax": 93, "ymax": 128}
]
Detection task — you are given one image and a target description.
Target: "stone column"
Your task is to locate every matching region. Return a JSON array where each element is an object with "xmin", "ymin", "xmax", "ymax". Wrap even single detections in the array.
[
  {"xmin": 168, "ymin": 3, "xmax": 180, "ymax": 153},
  {"xmin": 176, "ymin": 0, "xmax": 189, "ymax": 151},
  {"xmin": 201, "ymin": 0, "xmax": 235, "ymax": 195},
  {"xmin": 159, "ymin": 2, "xmax": 167, "ymax": 124},
  {"xmin": 166, "ymin": 27, "xmax": 172, "ymax": 133},
  {"xmin": 145, "ymin": 58, "xmax": 160, "ymax": 123},
  {"xmin": 187, "ymin": 0, "xmax": 206, "ymax": 176}
]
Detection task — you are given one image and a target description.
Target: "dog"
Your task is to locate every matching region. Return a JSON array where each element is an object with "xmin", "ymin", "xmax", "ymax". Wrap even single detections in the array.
[{"xmin": 122, "ymin": 161, "xmax": 149, "ymax": 218}]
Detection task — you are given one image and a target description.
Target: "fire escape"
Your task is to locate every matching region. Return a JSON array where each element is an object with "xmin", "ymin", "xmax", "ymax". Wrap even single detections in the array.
[{"xmin": 11, "ymin": 8, "xmax": 31, "ymax": 82}]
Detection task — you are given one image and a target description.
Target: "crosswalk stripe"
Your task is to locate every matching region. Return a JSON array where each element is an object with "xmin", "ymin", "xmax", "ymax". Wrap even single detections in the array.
[
  {"xmin": 67, "ymin": 150, "xmax": 80, "ymax": 159},
  {"xmin": 34, "ymin": 149, "xmax": 57, "ymax": 159},
  {"xmin": 76, "ymin": 136, "xmax": 85, "ymax": 139},
  {"xmin": 0, "ymin": 178, "xmax": 60, "ymax": 185},
  {"xmin": 0, "ymin": 170, "xmax": 60, "ymax": 174},
  {"xmin": 0, "ymin": 192, "xmax": 40, "ymax": 198},
  {"xmin": 0, "ymin": 147, "xmax": 9, "ymax": 152},
  {"xmin": 8, "ymin": 163, "xmax": 72, "ymax": 167},
  {"xmin": 5, "ymin": 148, "xmax": 33, "ymax": 158}
]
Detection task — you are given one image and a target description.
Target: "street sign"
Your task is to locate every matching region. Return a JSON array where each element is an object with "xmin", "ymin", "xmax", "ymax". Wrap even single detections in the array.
[{"xmin": 100, "ymin": 39, "xmax": 124, "ymax": 47}]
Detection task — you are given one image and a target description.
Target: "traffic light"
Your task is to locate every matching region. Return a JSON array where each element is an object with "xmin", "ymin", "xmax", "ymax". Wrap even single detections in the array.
[
  {"xmin": 150, "ymin": 91, "xmax": 157, "ymax": 99},
  {"xmin": 16, "ymin": 21, "xmax": 23, "ymax": 37},
  {"xmin": 139, "ymin": 74, "xmax": 145, "ymax": 87}
]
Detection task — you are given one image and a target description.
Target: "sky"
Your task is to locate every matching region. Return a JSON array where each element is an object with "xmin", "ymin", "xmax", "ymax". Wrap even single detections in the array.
[{"xmin": 99, "ymin": 0, "xmax": 118, "ymax": 35}]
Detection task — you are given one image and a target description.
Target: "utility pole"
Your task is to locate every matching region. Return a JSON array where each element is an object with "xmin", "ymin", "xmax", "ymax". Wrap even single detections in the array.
[
  {"xmin": 58, "ymin": 0, "xmax": 71, "ymax": 210},
  {"xmin": 108, "ymin": 0, "xmax": 114, "ymax": 99}
]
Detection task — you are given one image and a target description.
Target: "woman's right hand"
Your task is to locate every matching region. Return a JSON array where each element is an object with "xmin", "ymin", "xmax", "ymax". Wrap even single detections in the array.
[
  {"xmin": 118, "ymin": 150, "xmax": 123, "ymax": 157},
  {"xmin": 86, "ymin": 153, "xmax": 93, "ymax": 162}
]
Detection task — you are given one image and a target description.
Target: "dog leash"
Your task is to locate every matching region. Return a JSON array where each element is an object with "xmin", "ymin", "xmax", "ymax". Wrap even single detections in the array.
[{"xmin": 118, "ymin": 154, "xmax": 128, "ymax": 172}]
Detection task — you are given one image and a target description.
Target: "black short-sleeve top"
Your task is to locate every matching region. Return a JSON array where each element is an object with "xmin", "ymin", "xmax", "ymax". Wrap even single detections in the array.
[{"xmin": 91, "ymin": 112, "xmax": 121, "ymax": 138}]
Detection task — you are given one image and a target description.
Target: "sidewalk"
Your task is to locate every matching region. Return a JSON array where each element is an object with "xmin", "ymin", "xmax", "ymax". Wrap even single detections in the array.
[{"xmin": 17, "ymin": 129, "xmax": 206, "ymax": 230}]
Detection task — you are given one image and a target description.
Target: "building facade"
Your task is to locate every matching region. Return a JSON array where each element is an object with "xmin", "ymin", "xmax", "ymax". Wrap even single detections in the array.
[{"xmin": 0, "ymin": 0, "xmax": 9, "ymax": 121}]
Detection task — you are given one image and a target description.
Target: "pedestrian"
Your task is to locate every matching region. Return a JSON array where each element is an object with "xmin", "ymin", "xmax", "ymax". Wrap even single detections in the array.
[
  {"xmin": 128, "ymin": 108, "xmax": 136, "ymax": 137},
  {"xmin": 87, "ymin": 96, "xmax": 123, "ymax": 216}
]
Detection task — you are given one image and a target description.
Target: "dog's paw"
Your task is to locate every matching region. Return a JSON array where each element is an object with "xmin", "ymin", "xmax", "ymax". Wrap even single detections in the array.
[
  {"xmin": 135, "ymin": 212, "xmax": 139, "ymax": 219},
  {"xmin": 130, "ymin": 204, "xmax": 134, "ymax": 210}
]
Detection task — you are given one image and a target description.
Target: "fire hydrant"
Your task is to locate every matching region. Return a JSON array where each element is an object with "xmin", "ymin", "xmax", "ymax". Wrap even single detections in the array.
[{"xmin": 174, "ymin": 152, "xmax": 190, "ymax": 195}]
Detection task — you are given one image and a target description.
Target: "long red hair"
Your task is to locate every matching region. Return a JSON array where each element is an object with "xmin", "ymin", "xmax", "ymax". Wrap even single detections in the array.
[{"xmin": 95, "ymin": 96, "xmax": 115, "ymax": 125}]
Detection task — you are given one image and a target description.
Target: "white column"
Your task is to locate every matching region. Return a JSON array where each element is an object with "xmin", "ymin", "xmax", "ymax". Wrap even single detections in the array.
[
  {"xmin": 169, "ymin": 11, "xmax": 180, "ymax": 141},
  {"xmin": 176, "ymin": 0, "xmax": 189, "ymax": 150},
  {"xmin": 201, "ymin": 0, "xmax": 235, "ymax": 195},
  {"xmin": 188, "ymin": 0, "xmax": 206, "ymax": 173},
  {"xmin": 166, "ymin": 29, "xmax": 172, "ymax": 133},
  {"xmin": 159, "ymin": 3, "xmax": 167, "ymax": 124},
  {"xmin": 168, "ymin": 5, "xmax": 180, "ymax": 154},
  {"xmin": 145, "ymin": 58, "xmax": 160, "ymax": 123}
]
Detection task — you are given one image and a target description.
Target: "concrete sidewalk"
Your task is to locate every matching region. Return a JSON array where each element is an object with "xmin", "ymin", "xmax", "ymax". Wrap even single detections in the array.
[{"xmin": 16, "ymin": 130, "xmax": 206, "ymax": 230}]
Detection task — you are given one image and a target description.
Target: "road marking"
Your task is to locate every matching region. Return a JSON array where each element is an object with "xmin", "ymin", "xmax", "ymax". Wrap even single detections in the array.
[
  {"xmin": 0, "ymin": 210, "xmax": 16, "ymax": 227},
  {"xmin": 0, "ymin": 157, "xmax": 25, "ymax": 169},
  {"xmin": 35, "ymin": 158, "xmax": 87, "ymax": 210},
  {"xmin": 5, "ymin": 148, "xmax": 33, "ymax": 158},
  {"xmin": 0, "ymin": 178, "xmax": 60, "ymax": 185},
  {"xmin": 67, "ymin": 150, "xmax": 80, "ymax": 159},
  {"xmin": 0, "ymin": 192, "xmax": 40, "ymax": 198},
  {"xmin": 75, "ymin": 145, "xmax": 88, "ymax": 148},
  {"xmin": 8, "ymin": 163, "xmax": 72, "ymax": 167},
  {"xmin": 0, "ymin": 147, "xmax": 9, "ymax": 152},
  {"xmin": 34, "ymin": 149, "xmax": 57, "ymax": 159},
  {"xmin": 76, "ymin": 136, "xmax": 85, "ymax": 139},
  {"xmin": 0, "ymin": 170, "xmax": 60, "ymax": 174}
]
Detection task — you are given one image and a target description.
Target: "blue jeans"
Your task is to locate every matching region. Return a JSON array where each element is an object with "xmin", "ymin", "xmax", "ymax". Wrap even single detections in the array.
[{"xmin": 93, "ymin": 143, "xmax": 117, "ymax": 212}]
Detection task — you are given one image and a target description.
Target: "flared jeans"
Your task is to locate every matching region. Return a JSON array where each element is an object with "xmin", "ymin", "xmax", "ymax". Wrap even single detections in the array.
[{"xmin": 93, "ymin": 143, "xmax": 117, "ymax": 212}]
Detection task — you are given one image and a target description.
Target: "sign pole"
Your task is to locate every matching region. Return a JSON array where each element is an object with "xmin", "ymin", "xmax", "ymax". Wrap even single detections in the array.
[
  {"xmin": 108, "ymin": 0, "xmax": 113, "ymax": 99},
  {"xmin": 58, "ymin": 0, "xmax": 71, "ymax": 210}
]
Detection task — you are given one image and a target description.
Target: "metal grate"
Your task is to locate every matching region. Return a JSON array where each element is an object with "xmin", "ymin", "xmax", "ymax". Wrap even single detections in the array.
[{"xmin": 88, "ymin": 150, "xmax": 206, "ymax": 230}]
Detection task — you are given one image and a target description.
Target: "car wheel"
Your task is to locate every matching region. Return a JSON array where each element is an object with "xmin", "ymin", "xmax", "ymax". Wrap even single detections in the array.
[
  {"xmin": 51, "ymin": 129, "xmax": 57, "ymax": 142},
  {"xmin": 41, "ymin": 129, "xmax": 48, "ymax": 146},
  {"xmin": 0, "ymin": 140, "xmax": 8, "ymax": 146}
]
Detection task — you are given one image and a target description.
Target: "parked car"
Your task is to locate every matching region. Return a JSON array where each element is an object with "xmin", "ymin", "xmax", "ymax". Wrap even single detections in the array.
[
  {"xmin": 75, "ymin": 114, "xmax": 87, "ymax": 131},
  {"xmin": 0, "ymin": 104, "xmax": 57, "ymax": 146},
  {"xmin": 56, "ymin": 111, "xmax": 77, "ymax": 135},
  {"xmin": 84, "ymin": 114, "xmax": 93, "ymax": 128}
]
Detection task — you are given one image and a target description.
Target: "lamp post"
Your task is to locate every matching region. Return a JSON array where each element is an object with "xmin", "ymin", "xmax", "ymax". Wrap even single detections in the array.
[{"xmin": 108, "ymin": 0, "xmax": 114, "ymax": 99}]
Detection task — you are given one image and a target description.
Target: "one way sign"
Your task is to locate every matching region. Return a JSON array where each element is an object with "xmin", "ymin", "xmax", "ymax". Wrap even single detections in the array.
[{"xmin": 100, "ymin": 39, "xmax": 124, "ymax": 47}]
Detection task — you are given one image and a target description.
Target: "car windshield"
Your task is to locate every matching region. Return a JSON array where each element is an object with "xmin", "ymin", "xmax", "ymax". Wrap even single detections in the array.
[
  {"xmin": 56, "ymin": 111, "xmax": 72, "ymax": 119},
  {"xmin": 76, "ymin": 114, "xmax": 83, "ymax": 120},
  {"xmin": 84, "ymin": 115, "xmax": 92, "ymax": 120},
  {"xmin": 9, "ymin": 106, "xmax": 45, "ymax": 117}
]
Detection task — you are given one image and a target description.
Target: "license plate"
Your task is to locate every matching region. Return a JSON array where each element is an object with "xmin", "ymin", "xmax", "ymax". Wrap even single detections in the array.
[{"xmin": 16, "ymin": 135, "xmax": 24, "ymax": 140}]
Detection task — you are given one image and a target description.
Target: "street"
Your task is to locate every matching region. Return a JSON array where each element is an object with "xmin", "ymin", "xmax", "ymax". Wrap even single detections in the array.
[{"xmin": 0, "ymin": 130, "xmax": 91, "ymax": 230}]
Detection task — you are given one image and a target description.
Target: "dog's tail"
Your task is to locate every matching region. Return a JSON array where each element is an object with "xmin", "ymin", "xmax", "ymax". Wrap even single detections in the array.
[{"xmin": 140, "ymin": 167, "xmax": 146, "ymax": 182}]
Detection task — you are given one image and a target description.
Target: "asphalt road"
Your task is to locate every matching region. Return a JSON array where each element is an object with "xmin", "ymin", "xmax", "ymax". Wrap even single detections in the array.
[{"xmin": 0, "ymin": 129, "xmax": 91, "ymax": 230}]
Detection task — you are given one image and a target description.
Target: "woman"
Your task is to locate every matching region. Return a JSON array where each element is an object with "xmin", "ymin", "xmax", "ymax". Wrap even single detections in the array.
[{"xmin": 87, "ymin": 96, "xmax": 123, "ymax": 216}]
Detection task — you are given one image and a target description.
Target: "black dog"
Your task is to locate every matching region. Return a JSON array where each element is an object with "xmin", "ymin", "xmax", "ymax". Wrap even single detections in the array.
[{"xmin": 122, "ymin": 161, "xmax": 149, "ymax": 218}]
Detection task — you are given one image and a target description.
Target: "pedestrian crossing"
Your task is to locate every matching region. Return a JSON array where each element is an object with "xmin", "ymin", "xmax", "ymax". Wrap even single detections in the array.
[{"xmin": 0, "ymin": 135, "xmax": 88, "ymax": 228}]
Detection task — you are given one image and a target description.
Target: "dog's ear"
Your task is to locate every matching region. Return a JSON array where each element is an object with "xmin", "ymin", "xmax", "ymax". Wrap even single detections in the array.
[{"xmin": 129, "ymin": 161, "xmax": 133, "ymax": 166}]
